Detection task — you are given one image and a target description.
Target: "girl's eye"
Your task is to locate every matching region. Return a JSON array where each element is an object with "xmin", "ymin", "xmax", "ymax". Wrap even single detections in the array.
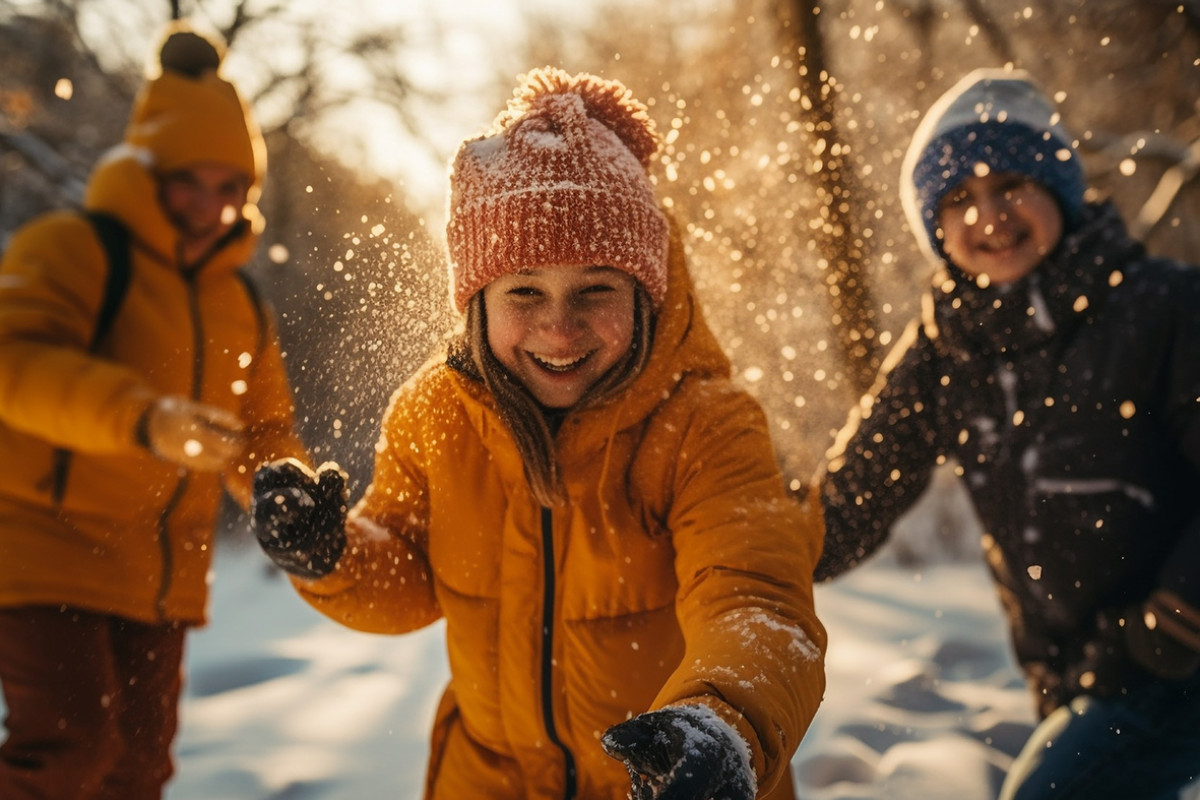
[
  {"xmin": 506, "ymin": 286, "xmax": 541, "ymax": 298},
  {"xmin": 580, "ymin": 283, "xmax": 617, "ymax": 295}
]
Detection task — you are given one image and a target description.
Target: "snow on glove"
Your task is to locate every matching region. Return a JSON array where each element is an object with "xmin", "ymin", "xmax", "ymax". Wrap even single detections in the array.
[
  {"xmin": 251, "ymin": 458, "xmax": 348, "ymax": 579},
  {"xmin": 601, "ymin": 705, "xmax": 756, "ymax": 800}
]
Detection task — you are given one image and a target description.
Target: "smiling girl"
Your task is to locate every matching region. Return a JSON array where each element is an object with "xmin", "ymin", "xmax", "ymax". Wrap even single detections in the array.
[{"xmin": 249, "ymin": 68, "xmax": 826, "ymax": 800}]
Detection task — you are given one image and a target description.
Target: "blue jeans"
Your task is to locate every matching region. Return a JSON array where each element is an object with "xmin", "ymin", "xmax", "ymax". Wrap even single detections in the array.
[{"xmin": 999, "ymin": 673, "xmax": 1200, "ymax": 800}]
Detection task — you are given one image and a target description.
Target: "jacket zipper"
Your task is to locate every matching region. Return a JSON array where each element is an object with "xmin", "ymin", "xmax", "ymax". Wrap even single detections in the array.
[
  {"xmin": 153, "ymin": 270, "xmax": 206, "ymax": 618},
  {"xmin": 540, "ymin": 506, "xmax": 577, "ymax": 799}
]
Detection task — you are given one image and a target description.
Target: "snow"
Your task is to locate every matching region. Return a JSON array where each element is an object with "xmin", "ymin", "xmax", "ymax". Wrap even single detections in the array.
[{"xmin": 153, "ymin": 534, "xmax": 1026, "ymax": 800}]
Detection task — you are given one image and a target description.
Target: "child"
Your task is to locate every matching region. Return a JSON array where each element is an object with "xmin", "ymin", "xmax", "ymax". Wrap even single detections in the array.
[
  {"xmin": 251, "ymin": 68, "xmax": 826, "ymax": 800},
  {"xmin": 813, "ymin": 68, "xmax": 1200, "ymax": 799},
  {"xmin": 0, "ymin": 25, "xmax": 306, "ymax": 798}
]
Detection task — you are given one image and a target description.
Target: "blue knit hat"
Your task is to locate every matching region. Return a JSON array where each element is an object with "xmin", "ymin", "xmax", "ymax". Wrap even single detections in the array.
[{"xmin": 900, "ymin": 68, "xmax": 1086, "ymax": 261}]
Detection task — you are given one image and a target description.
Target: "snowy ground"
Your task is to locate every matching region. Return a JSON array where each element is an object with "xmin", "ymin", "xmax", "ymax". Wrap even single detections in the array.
[
  {"xmin": 158, "ymin": 534, "xmax": 1032, "ymax": 800},
  {"xmin": 4, "ymin": 477, "xmax": 1196, "ymax": 799}
]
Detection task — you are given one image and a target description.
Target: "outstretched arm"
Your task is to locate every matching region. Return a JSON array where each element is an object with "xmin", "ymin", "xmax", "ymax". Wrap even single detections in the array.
[
  {"xmin": 816, "ymin": 319, "xmax": 943, "ymax": 581},
  {"xmin": 280, "ymin": 380, "xmax": 442, "ymax": 635},
  {"xmin": 611, "ymin": 380, "xmax": 825, "ymax": 797}
]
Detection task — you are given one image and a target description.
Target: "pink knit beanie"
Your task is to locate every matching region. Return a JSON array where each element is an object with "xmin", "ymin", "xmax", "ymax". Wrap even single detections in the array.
[{"xmin": 446, "ymin": 67, "xmax": 669, "ymax": 313}]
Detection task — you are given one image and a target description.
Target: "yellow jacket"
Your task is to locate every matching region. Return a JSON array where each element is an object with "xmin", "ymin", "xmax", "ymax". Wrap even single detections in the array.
[
  {"xmin": 296, "ymin": 232, "xmax": 827, "ymax": 799},
  {"xmin": 0, "ymin": 151, "xmax": 306, "ymax": 625}
]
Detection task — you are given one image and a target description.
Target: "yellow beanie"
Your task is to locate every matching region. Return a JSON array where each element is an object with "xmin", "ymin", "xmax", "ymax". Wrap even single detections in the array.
[{"xmin": 124, "ymin": 23, "xmax": 265, "ymax": 185}]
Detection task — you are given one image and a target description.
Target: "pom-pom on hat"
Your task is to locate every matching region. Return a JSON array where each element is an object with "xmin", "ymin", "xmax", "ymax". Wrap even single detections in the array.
[
  {"xmin": 900, "ymin": 68, "xmax": 1086, "ymax": 261},
  {"xmin": 125, "ymin": 21, "xmax": 265, "ymax": 187},
  {"xmin": 446, "ymin": 67, "xmax": 669, "ymax": 313}
]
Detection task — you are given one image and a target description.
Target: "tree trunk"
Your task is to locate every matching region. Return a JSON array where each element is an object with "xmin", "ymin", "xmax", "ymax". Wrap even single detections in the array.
[{"xmin": 776, "ymin": 0, "xmax": 881, "ymax": 396}]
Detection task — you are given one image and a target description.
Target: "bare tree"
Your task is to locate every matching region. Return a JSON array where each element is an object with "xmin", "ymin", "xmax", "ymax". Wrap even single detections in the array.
[{"xmin": 776, "ymin": 0, "xmax": 881, "ymax": 396}]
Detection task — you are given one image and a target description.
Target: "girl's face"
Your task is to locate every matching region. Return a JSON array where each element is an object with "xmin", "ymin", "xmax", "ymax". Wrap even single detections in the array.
[
  {"xmin": 937, "ymin": 170, "xmax": 1064, "ymax": 286},
  {"xmin": 484, "ymin": 265, "xmax": 637, "ymax": 409}
]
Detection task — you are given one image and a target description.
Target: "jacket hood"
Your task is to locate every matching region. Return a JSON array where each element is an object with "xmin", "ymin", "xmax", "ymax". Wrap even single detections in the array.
[{"xmin": 923, "ymin": 201, "xmax": 1141, "ymax": 358}]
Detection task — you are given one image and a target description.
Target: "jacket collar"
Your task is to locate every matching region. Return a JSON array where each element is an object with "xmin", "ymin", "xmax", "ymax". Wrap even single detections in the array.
[{"xmin": 82, "ymin": 146, "xmax": 259, "ymax": 276}]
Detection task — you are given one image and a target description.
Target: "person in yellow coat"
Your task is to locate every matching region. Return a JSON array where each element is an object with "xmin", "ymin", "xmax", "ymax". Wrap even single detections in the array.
[
  {"xmin": 251, "ymin": 68, "xmax": 826, "ymax": 799},
  {"xmin": 0, "ymin": 23, "xmax": 307, "ymax": 800}
]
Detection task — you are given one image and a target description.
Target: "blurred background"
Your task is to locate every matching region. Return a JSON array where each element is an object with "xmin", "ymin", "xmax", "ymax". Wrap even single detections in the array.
[{"xmin": 3, "ymin": 0, "xmax": 1198, "ymax": 553}]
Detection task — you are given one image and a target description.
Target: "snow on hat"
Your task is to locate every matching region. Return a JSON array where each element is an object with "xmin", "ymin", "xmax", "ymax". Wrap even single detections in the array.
[
  {"xmin": 900, "ymin": 68, "xmax": 1086, "ymax": 261},
  {"xmin": 125, "ymin": 22, "xmax": 265, "ymax": 187},
  {"xmin": 446, "ymin": 67, "xmax": 669, "ymax": 313}
]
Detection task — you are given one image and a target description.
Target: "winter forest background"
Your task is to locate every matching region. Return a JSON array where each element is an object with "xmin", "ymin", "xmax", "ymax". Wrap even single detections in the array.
[{"xmin": 2, "ymin": 0, "xmax": 1199, "ymax": 798}]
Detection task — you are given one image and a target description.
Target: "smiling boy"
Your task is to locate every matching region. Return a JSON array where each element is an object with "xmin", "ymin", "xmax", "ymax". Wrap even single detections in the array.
[{"xmin": 810, "ymin": 68, "xmax": 1200, "ymax": 799}]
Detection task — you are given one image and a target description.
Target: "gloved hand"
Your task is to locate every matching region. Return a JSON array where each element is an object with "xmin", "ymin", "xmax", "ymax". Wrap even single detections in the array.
[
  {"xmin": 1068, "ymin": 598, "xmax": 1200, "ymax": 696},
  {"xmin": 601, "ymin": 705, "xmax": 756, "ymax": 800},
  {"xmin": 140, "ymin": 395, "xmax": 245, "ymax": 472},
  {"xmin": 251, "ymin": 458, "xmax": 348, "ymax": 579},
  {"xmin": 1124, "ymin": 590, "xmax": 1200, "ymax": 680}
]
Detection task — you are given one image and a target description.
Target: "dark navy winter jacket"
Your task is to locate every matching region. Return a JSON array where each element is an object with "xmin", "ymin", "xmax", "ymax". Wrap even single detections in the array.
[{"xmin": 816, "ymin": 202, "xmax": 1200, "ymax": 715}]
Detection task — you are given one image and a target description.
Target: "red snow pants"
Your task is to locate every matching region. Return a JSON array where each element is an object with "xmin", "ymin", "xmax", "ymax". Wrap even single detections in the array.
[{"xmin": 0, "ymin": 605, "xmax": 185, "ymax": 800}]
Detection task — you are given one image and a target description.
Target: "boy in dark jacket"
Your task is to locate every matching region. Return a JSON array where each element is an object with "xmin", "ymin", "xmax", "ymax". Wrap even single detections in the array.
[{"xmin": 814, "ymin": 68, "xmax": 1200, "ymax": 799}]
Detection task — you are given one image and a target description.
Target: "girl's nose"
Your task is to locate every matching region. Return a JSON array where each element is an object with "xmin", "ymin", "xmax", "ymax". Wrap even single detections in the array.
[{"xmin": 536, "ymin": 301, "xmax": 584, "ymax": 339}]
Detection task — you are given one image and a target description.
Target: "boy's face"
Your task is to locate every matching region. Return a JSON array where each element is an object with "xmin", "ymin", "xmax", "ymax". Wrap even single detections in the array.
[
  {"xmin": 937, "ymin": 170, "xmax": 1064, "ymax": 286},
  {"xmin": 483, "ymin": 265, "xmax": 637, "ymax": 409},
  {"xmin": 158, "ymin": 161, "xmax": 251, "ymax": 256}
]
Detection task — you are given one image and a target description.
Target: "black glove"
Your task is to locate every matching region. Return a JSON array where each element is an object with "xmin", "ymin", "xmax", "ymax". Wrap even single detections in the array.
[
  {"xmin": 601, "ymin": 706, "xmax": 755, "ymax": 800},
  {"xmin": 251, "ymin": 458, "xmax": 348, "ymax": 579}
]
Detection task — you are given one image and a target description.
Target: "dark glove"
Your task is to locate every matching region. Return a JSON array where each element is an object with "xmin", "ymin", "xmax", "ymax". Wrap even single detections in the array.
[
  {"xmin": 251, "ymin": 458, "xmax": 348, "ymax": 579},
  {"xmin": 1124, "ymin": 590, "xmax": 1200, "ymax": 680},
  {"xmin": 601, "ymin": 705, "xmax": 755, "ymax": 800}
]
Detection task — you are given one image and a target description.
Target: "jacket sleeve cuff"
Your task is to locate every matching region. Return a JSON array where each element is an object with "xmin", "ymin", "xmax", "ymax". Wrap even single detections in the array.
[
  {"xmin": 134, "ymin": 401, "xmax": 155, "ymax": 450},
  {"xmin": 1147, "ymin": 588, "xmax": 1200, "ymax": 653}
]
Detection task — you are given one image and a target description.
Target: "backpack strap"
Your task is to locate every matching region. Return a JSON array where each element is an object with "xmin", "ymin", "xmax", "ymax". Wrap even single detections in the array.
[
  {"xmin": 46, "ymin": 212, "xmax": 133, "ymax": 506},
  {"xmin": 82, "ymin": 211, "xmax": 132, "ymax": 349}
]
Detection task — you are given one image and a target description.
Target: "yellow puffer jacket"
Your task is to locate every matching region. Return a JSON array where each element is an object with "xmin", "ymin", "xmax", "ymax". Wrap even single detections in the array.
[
  {"xmin": 0, "ymin": 151, "xmax": 306, "ymax": 625},
  {"xmin": 295, "ymin": 232, "xmax": 827, "ymax": 799}
]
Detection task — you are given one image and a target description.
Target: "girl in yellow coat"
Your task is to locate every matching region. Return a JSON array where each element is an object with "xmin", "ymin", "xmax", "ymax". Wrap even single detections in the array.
[{"xmin": 252, "ymin": 68, "xmax": 826, "ymax": 800}]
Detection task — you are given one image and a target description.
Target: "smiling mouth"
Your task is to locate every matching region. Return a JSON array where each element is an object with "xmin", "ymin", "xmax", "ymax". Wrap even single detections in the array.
[
  {"xmin": 530, "ymin": 352, "xmax": 591, "ymax": 373},
  {"xmin": 979, "ymin": 229, "xmax": 1028, "ymax": 253}
]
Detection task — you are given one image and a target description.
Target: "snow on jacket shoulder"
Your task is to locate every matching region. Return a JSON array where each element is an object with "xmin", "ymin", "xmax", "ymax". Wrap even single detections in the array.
[
  {"xmin": 295, "ymin": 233, "xmax": 827, "ymax": 800},
  {"xmin": 0, "ymin": 152, "xmax": 306, "ymax": 625}
]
